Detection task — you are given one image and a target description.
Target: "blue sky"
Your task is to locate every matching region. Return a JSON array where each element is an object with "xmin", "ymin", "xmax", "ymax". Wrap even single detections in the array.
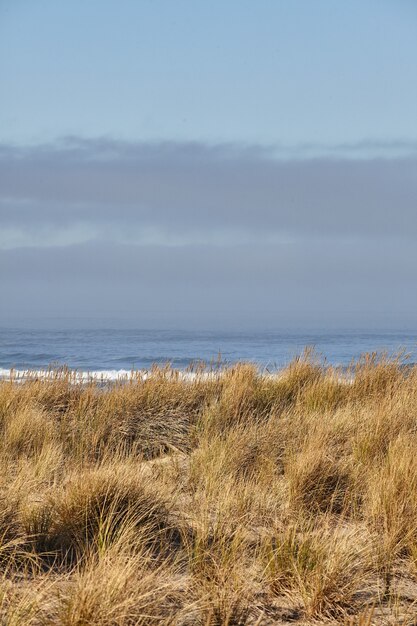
[
  {"xmin": 1, "ymin": 0, "xmax": 417, "ymax": 147},
  {"xmin": 1, "ymin": 1, "xmax": 417, "ymax": 329}
]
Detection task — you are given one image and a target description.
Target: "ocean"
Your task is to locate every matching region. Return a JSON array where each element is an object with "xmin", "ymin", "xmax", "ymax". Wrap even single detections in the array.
[{"xmin": 1, "ymin": 327, "xmax": 417, "ymax": 378}]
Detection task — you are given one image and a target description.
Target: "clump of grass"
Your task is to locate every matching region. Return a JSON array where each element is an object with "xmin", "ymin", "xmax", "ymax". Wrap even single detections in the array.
[
  {"xmin": 265, "ymin": 520, "xmax": 371, "ymax": 618},
  {"xmin": 364, "ymin": 435, "xmax": 417, "ymax": 596},
  {"xmin": 301, "ymin": 374, "xmax": 348, "ymax": 412},
  {"xmin": 28, "ymin": 464, "xmax": 177, "ymax": 563},
  {"xmin": 0, "ymin": 473, "xmax": 34, "ymax": 565},
  {"xmin": 0, "ymin": 492, "xmax": 21, "ymax": 554},
  {"xmin": 351, "ymin": 352, "xmax": 406, "ymax": 400},
  {"xmin": 44, "ymin": 551, "xmax": 181, "ymax": 626},
  {"xmin": 0, "ymin": 572, "xmax": 48, "ymax": 626},
  {"xmin": 286, "ymin": 443, "xmax": 353, "ymax": 515},
  {"xmin": 2, "ymin": 407, "xmax": 55, "ymax": 458},
  {"xmin": 186, "ymin": 508, "xmax": 253, "ymax": 626},
  {"xmin": 190, "ymin": 421, "xmax": 282, "ymax": 492}
]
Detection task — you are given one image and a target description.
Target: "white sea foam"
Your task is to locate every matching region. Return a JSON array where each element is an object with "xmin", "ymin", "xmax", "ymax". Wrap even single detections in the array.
[
  {"xmin": 0, "ymin": 366, "xmax": 223, "ymax": 382},
  {"xmin": 0, "ymin": 367, "xmax": 131, "ymax": 381}
]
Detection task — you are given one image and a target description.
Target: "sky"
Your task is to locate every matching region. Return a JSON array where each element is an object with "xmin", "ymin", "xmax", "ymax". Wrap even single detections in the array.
[{"xmin": 1, "ymin": 0, "xmax": 417, "ymax": 329}]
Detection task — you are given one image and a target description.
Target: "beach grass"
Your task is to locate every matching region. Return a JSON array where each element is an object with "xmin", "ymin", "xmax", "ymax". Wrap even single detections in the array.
[{"xmin": 1, "ymin": 352, "xmax": 417, "ymax": 624}]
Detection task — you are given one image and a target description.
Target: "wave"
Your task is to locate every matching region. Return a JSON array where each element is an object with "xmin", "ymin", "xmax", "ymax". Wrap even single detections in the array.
[
  {"xmin": 0, "ymin": 367, "xmax": 136, "ymax": 381},
  {"xmin": 0, "ymin": 366, "xmax": 223, "ymax": 382}
]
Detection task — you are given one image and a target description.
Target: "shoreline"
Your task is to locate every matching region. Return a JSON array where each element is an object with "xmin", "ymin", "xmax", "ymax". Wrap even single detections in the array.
[{"xmin": 0, "ymin": 359, "xmax": 387, "ymax": 384}]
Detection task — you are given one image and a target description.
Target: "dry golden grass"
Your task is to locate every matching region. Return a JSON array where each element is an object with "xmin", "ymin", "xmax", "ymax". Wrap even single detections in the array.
[{"xmin": 1, "ymin": 353, "xmax": 417, "ymax": 624}]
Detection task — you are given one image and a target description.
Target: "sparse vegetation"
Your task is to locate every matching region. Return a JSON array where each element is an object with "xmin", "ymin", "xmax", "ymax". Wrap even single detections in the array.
[{"xmin": 1, "ymin": 353, "xmax": 417, "ymax": 624}]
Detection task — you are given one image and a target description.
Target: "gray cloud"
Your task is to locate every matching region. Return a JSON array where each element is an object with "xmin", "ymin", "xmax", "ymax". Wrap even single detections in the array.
[
  {"xmin": 1, "ymin": 138, "xmax": 416, "ymax": 328},
  {"xmin": 0, "ymin": 138, "xmax": 416, "ymax": 245}
]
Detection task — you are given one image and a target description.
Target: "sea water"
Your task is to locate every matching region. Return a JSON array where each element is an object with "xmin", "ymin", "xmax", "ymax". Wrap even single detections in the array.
[{"xmin": 1, "ymin": 327, "xmax": 417, "ymax": 378}]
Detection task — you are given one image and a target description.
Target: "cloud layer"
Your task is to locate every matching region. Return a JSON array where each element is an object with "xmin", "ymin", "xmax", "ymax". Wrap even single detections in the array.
[{"xmin": 1, "ymin": 138, "xmax": 416, "ymax": 328}]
